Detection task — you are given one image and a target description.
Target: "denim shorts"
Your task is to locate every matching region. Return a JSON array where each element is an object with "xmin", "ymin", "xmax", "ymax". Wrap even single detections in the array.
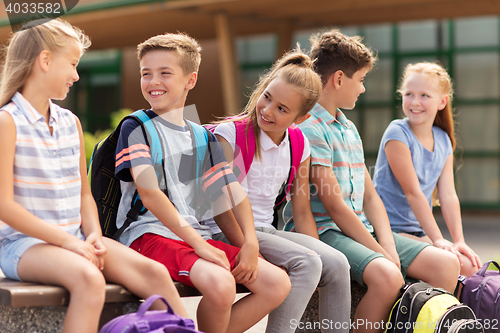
[
  {"xmin": 0, "ymin": 232, "xmax": 85, "ymax": 281},
  {"xmin": 0, "ymin": 237, "xmax": 45, "ymax": 280}
]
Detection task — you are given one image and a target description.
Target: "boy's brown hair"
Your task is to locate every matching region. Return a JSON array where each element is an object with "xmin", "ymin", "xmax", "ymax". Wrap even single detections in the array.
[
  {"xmin": 309, "ymin": 29, "xmax": 377, "ymax": 86},
  {"xmin": 137, "ymin": 32, "xmax": 202, "ymax": 75}
]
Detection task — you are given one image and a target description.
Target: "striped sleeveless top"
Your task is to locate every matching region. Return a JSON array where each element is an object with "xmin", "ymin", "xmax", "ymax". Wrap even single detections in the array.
[{"xmin": 0, "ymin": 92, "xmax": 83, "ymax": 241}]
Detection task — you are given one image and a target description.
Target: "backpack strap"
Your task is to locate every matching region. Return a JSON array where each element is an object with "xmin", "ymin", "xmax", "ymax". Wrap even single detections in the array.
[
  {"xmin": 278, "ymin": 125, "xmax": 305, "ymax": 206},
  {"xmin": 271, "ymin": 125, "xmax": 305, "ymax": 228},
  {"xmin": 187, "ymin": 119, "xmax": 209, "ymax": 187},
  {"xmin": 113, "ymin": 110, "xmax": 166, "ymax": 240},
  {"xmin": 186, "ymin": 120, "xmax": 211, "ymax": 220},
  {"xmin": 234, "ymin": 118, "xmax": 256, "ymax": 183},
  {"xmin": 455, "ymin": 275, "xmax": 467, "ymax": 299}
]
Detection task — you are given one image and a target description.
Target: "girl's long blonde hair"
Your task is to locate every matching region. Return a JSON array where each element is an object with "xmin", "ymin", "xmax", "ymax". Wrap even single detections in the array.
[
  {"xmin": 0, "ymin": 18, "xmax": 91, "ymax": 107},
  {"xmin": 399, "ymin": 62, "xmax": 456, "ymax": 150},
  {"xmin": 220, "ymin": 49, "xmax": 322, "ymax": 159}
]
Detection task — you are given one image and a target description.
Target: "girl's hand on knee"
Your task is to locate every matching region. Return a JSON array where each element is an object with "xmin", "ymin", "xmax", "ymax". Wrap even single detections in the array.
[
  {"xmin": 61, "ymin": 236, "xmax": 101, "ymax": 268},
  {"xmin": 434, "ymin": 238, "xmax": 462, "ymax": 264},
  {"xmin": 454, "ymin": 241, "xmax": 481, "ymax": 268},
  {"xmin": 86, "ymin": 233, "xmax": 107, "ymax": 270}
]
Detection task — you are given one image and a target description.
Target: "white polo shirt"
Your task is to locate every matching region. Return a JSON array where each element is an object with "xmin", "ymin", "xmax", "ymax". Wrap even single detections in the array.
[{"xmin": 206, "ymin": 121, "xmax": 310, "ymax": 231}]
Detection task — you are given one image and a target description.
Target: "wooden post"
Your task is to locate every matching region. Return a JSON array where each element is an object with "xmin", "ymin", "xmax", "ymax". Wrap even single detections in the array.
[
  {"xmin": 277, "ymin": 19, "xmax": 293, "ymax": 58},
  {"xmin": 215, "ymin": 13, "xmax": 241, "ymax": 116}
]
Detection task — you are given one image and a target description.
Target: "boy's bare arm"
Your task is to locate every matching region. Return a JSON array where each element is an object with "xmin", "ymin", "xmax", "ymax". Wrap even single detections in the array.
[
  {"xmin": 214, "ymin": 134, "xmax": 260, "ymax": 283},
  {"xmin": 290, "ymin": 157, "xmax": 319, "ymax": 239},
  {"xmin": 362, "ymin": 166, "xmax": 401, "ymax": 268},
  {"xmin": 213, "ymin": 209, "xmax": 245, "ymax": 247},
  {"xmin": 131, "ymin": 164, "xmax": 231, "ymax": 270},
  {"xmin": 310, "ymin": 164, "xmax": 394, "ymax": 259},
  {"xmin": 214, "ymin": 134, "xmax": 259, "ymax": 242}
]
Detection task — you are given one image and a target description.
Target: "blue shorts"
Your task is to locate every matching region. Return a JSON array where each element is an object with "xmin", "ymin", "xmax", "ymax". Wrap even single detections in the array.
[
  {"xmin": 0, "ymin": 233, "xmax": 85, "ymax": 281},
  {"xmin": 0, "ymin": 237, "xmax": 45, "ymax": 280}
]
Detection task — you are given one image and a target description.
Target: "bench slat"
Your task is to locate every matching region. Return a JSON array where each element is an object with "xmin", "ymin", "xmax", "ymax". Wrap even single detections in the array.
[
  {"xmin": 0, "ymin": 278, "xmax": 138, "ymax": 307},
  {"xmin": 0, "ymin": 277, "xmax": 249, "ymax": 307}
]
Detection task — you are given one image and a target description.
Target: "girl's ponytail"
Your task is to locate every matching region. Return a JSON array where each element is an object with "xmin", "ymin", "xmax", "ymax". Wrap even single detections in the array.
[
  {"xmin": 270, "ymin": 51, "xmax": 315, "ymax": 73},
  {"xmin": 223, "ymin": 48, "xmax": 322, "ymax": 160}
]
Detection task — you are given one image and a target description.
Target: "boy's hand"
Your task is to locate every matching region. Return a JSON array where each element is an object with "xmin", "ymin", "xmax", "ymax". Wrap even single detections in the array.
[
  {"xmin": 379, "ymin": 242, "xmax": 401, "ymax": 270},
  {"xmin": 194, "ymin": 242, "xmax": 231, "ymax": 270},
  {"xmin": 232, "ymin": 241, "xmax": 259, "ymax": 284}
]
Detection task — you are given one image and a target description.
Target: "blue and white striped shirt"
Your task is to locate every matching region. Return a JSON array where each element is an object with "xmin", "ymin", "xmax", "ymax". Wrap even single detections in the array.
[{"xmin": 0, "ymin": 92, "xmax": 83, "ymax": 241}]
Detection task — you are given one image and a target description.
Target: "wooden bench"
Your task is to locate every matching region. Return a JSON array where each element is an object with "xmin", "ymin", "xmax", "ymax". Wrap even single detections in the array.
[
  {"xmin": 0, "ymin": 276, "xmax": 365, "ymax": 333},
  {"xmin": 0, "ymin": 277, "xmax": 249, "ymax": 332}
]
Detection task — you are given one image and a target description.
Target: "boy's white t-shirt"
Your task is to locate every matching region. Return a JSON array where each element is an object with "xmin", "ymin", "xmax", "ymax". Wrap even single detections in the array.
[{"xmin": 205, "ymin": 121, "xmax": 310, "ymax": 232}]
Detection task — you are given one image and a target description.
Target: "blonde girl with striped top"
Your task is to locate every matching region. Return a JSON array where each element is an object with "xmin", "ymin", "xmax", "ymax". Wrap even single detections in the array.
[{"xmin": 0, "ymin": 19, "xmax": 188, "ymax": 333}]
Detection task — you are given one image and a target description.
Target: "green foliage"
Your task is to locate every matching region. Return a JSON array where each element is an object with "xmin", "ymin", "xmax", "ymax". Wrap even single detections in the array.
[{"xmin": 83, "ymin": 108, "xmax": 133, "ymax": 166}]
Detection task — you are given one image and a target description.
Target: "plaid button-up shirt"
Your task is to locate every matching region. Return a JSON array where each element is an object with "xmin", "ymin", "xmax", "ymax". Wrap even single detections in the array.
[{"xmin": 285, "ymin": 103, "xmax": 373, "ymax": 234}]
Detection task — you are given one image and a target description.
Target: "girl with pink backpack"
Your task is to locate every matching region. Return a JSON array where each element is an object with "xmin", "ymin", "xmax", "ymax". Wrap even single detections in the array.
[{"xmin": 205, "ymin": 50, "xmax": 351, "ymax": 333}]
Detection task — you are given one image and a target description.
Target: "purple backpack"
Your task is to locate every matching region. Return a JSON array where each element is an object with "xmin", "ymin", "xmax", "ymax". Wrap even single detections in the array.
[
  {"xmin": 99, "ymin": 294, "xmax": 201, "ymax": 333},
  {"xmin": 459, "ymin": 260, "xmax": 500, "ymax": 333}
]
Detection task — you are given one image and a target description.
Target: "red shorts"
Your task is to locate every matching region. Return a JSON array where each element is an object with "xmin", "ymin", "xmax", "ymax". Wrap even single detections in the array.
[{"xmin": 130, "ymin": 233, "xmax": 240, "ymax": 287}]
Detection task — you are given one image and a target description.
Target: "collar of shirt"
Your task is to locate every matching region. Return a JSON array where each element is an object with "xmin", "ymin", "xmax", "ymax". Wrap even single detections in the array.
[
  {"xmin": 12, "ymin": 92, "xmax": 59, "ymax": 126},
  {"xmin": 259, "ymin": 128, "xmax": 290, "ymax": 151},
  {"xmin": 312, "ymin": 103, "xmax": 351, "ymax": 129}
]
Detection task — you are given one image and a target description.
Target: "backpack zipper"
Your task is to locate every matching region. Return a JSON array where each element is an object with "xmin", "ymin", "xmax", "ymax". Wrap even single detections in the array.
[
  {"xmin": 494, "ymin": 288, "xmax": 500, "ymax": 319},
  {"xmin": 474, "ymin": 276, "xmax": 493, "ymax": 315},
  {"xmin": 405, "ymin": 290, "xmax": 432, "ymax": 333},
  {"xmin": 392, "ymin": 287, "xmax": 413, "ymax": 331}
]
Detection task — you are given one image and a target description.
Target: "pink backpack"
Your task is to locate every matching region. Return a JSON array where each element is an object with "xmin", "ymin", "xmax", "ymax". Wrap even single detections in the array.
[{"xmin": 205, "ymin": 118, "xmax": 305, "ymax": 226}]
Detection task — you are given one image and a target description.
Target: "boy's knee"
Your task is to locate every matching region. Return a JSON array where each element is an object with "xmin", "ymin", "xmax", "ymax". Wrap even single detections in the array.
[
  {"xmin": 257, "ymin": 265, "xmax": 291, "ymax": 306},
  {"xmin": 273, "ymin": 266, "xmax": 292, "ymax": 298},
  {"xmin": 144, "ymin": 260, "xmax": 172, "ymax": 282},
  {"xmin": 201, "ymin": 270, "xmax": 236, "ymax": 309},
  {"xmin": 365, "ymin": 260, "xmax": 404, "ymax": 294}
]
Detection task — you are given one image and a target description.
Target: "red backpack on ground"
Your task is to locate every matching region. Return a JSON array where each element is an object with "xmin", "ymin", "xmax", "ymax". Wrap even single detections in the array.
[{"xmin": 205, "ymin": 117, "xmax": 305, "ymax": 227}]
